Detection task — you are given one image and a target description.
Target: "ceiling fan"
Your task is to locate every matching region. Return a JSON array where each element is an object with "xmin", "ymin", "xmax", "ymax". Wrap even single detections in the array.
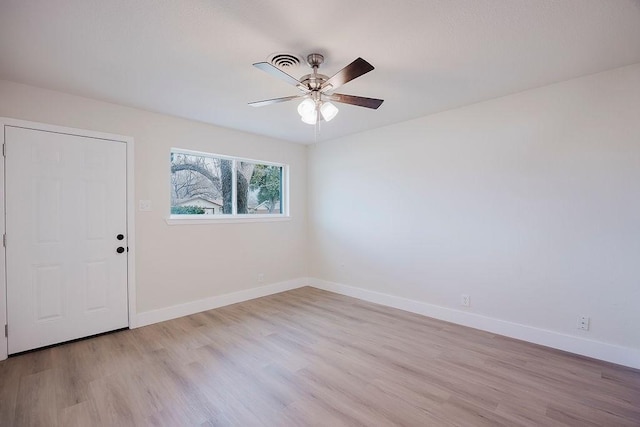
[{"xmin": 249, "ymin": 53, "xmax": 384, "ymax": 125}]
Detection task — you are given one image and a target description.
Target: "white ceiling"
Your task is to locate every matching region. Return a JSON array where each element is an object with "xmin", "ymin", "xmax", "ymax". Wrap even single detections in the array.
[{"xmin": 1, "ymin": 1, "xmax": 639, "ymax": 144}]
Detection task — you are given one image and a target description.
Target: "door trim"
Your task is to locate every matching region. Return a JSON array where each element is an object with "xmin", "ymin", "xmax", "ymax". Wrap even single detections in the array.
[{"xmin": 1, "ymin": 117, "xmax": 136, "ymax": 360}]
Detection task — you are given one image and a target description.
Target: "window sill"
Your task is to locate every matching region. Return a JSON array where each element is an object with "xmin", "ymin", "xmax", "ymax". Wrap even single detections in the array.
[{"xmin": 165, "ymin": 215, "xmax": 291, "ymax": 225}]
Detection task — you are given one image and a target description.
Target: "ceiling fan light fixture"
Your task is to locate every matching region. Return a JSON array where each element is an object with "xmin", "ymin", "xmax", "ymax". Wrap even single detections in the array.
[
  {"xmin": 300, "ymin": 112, "xmax": 317, "ymax": 125},
  {"xmin": 297, "ymin": 98, "xmax": 315, "ymax": 117},
  {"xmin": 320, "ymin": 101, "xmax": 339, "ymax": 122}
]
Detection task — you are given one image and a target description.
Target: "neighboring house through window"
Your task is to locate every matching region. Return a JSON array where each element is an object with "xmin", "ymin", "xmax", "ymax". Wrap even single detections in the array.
[{"xmin": 170, "ymin": 148, "xmax": 288, "ymax": 218}]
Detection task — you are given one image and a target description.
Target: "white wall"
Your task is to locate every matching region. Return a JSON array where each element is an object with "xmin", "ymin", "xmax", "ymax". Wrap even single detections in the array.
[
  {"xmin": 308, "ymin": 64, "xmax": 640, "ymax": 362},
  {"xmin": 2, "ymin": 63, "xmax": 639, "ymax": 367},
  {"xmin": 0, "ymin": 80, "xmax": 308, "ymax": 317}
]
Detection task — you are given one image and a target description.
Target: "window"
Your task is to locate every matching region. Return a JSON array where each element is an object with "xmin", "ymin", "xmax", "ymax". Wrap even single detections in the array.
[{"xmin": 170, "ymin": 148, "xmax": 287, "ymax": 220}]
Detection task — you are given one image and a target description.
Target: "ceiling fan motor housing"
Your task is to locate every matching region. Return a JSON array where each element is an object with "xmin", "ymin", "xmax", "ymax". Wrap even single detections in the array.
[
  {"xmin": 299, "ymin": 74, "xmax": 329, "ymax": 92},
  {"xmin": 299, "ymin": 53, "xmax": 329, "ymax": 91}
]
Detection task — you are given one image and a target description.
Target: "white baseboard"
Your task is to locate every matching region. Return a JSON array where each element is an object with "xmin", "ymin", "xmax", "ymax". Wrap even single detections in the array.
[
  {"xmin": 131, "ymin": 276, "xmax": 639, "ymax": 369},
  {"xmin": 134, "ymin": 277, "xmax": 308, "ymax": 327},
  {"xmin": 309, "ymin": 278, "xmax": 640, "ymax": 370}
]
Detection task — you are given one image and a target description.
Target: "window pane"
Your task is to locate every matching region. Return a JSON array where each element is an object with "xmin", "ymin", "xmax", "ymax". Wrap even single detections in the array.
[
  {"xmin": 238, "ymin": 162, "xmax": 283, "ymax": 215},
  {"xmin": 170, "ymin": 152, "xmax": 232, "ymax": 215}
]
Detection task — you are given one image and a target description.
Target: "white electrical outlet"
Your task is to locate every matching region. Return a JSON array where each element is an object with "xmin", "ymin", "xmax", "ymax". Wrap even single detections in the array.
[
  {"xmin": 461, "ymin": 294, "xmax": 470, "ymax": 307},
  {"xmin": 257, "ymin": 273, "xmax": 264, "ymax": 284},
  {"xmin": 577, "ymin": 316, "xmax": 590, "ymax": 331}
]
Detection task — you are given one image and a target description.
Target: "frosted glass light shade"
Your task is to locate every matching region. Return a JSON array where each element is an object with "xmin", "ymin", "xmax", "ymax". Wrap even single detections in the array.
[
  {"xmin": 297, "ymin": 98, "xmax": 315, "ymax": 117},
  {"xmin": 320, "ymin": 101, "xmax": 339, "ymax": 121},
  {"xmin": 301, "ymin": 113, "xmax": 317, "ymax": 125}
]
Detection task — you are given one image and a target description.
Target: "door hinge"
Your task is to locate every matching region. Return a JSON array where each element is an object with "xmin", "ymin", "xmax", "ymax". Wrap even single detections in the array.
[
  {"xmin": 2, "ymin": 234, "xmax": 5, "ymax": 247},
  {"xmin": 4, "ymin": 324, "xmax": 7, "ymax": 338},
  {"xmin": 2, "ymin": 143, "xmax": 5, "ymax": 157}
]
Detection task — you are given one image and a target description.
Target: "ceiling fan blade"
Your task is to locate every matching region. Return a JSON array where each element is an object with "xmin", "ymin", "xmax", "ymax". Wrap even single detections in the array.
[
  {"xmin": 248, "ymin": 95, "xmax": 302, "ymax": 107},
  {"xmin": 253, "ymin": 62, "xmax": 302, "ymax": 87},
  {"xmin": 321, "ymin": 57, "xmax": 375, "ymax": 91},
  {"xmin": 326, "ymin": 93, "xmax": 384, "ymax": 109}
]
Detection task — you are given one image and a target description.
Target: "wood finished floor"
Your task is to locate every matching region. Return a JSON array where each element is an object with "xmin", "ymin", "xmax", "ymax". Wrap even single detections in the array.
[{"xmin": 1, "ymin": 287, "xmax": 639, "ymax": 426}]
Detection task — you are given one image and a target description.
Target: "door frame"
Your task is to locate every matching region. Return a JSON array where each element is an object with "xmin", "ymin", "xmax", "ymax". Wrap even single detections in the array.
[{"xmin": 0, "ymin": 117, "xmax": 136, "ymax": 360}]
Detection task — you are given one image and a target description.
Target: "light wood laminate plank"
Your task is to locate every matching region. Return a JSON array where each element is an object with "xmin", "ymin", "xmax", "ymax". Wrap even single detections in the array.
[{"xmin": 1, "ymin": 287, "xmax": 638, "ymax": 426}]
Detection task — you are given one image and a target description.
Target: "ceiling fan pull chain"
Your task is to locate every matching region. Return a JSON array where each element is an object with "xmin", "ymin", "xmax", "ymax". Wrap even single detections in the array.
[{"xmin": 315, "ymin": 107, "xmax": 321, "ymax": 141}]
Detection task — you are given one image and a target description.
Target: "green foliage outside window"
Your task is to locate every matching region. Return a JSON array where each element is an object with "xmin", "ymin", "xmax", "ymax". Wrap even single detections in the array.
[
  {"xmin": 171, "ymin": 205, "xmax": 205, "ymax": 215},
  {"xmin": 249, "ymin": 164, "xmax": 282, "ymax": 213}
]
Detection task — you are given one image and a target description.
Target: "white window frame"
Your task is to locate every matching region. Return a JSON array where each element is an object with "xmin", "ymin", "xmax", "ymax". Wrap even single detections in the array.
[{"xmin": 167, "ymin": 148, "xmax": 290, "ymax": 225}]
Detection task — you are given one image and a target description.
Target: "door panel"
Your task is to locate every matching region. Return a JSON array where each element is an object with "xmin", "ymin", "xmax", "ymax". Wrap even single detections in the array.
[
  {"xmin": 6, "ymin": 126, "xmax": 128, "ymax": 354},
  {"xmin": 35, "ymin": 265, "xmax": 63, "ymax": 321}
]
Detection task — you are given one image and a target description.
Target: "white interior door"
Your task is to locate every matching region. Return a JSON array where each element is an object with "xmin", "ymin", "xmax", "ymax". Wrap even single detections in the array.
[{"xmin": 5, "ymin": 125, "xmax": 128, "ymax": 354}]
